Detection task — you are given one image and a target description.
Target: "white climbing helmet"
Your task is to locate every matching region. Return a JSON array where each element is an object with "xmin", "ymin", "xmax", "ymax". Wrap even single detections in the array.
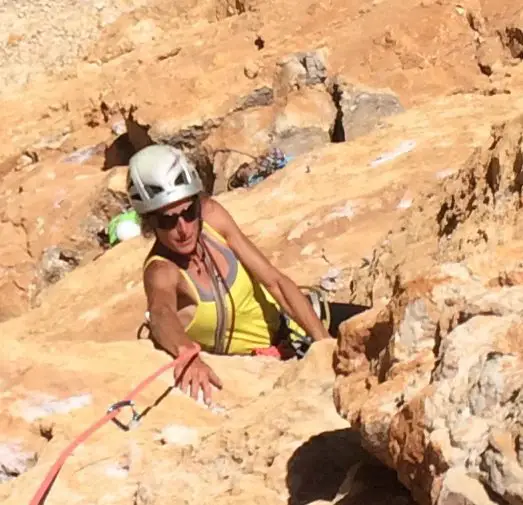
[{"xmin": 127, "ymin": 144, "xmax": 203, "ymax": 215}]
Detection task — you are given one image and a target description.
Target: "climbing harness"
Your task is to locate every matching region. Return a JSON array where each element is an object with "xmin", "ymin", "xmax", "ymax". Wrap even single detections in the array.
[
  {"xmin": 139, "ymin": 283, "xmax": 331, "ymax": 360},
  {"xmin": 227, "ymin": 148, "xmax": 290, "ymax": 190},
  {"xmin": 273, "ymin": 284, "xmax": 331, "ymax": 359},
  {"xmin": 28, "ymin": 346, "xmax": 200, "ymax": 505}
]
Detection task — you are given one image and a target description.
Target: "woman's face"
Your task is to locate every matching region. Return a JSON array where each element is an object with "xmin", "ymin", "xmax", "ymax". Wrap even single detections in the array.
[{"xmin": 154, "ymin": 196, "xmax": 201, "ymax": 255}]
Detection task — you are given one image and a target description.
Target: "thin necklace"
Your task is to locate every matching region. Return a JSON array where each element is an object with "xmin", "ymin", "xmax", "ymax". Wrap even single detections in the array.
[{"xmin": 191, "ymin": 239, "xmax": 206, "ymax": 275}]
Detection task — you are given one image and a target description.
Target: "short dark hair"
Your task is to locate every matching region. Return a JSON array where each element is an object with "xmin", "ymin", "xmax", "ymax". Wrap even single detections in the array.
[{"xmin": 139, "ymin": 213, "xmax": 157, "ymax": 239}]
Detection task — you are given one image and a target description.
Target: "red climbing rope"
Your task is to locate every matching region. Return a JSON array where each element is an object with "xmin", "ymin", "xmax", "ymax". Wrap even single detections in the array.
[{"xmin": 28, "ymin": 346, "xmax": 201, "ymax": 505}]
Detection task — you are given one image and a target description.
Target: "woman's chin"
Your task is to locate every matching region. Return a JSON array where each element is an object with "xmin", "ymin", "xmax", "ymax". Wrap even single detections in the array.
[{"xmin": 172, "ymin": 237, "xmax": 197, "ymax": 255}]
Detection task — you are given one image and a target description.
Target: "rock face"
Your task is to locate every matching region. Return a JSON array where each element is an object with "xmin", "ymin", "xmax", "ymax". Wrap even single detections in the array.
[
  {"xmin": 333, "ymin": 116, "xmax": 523, "ymax": 505},
  {"xmin": 329, "ymin": 77, "xmax": 404, "ymax": 142},
  {"xmin": 0, "ymin": 156, "xmax": 127, "ymax": 320},
  {"xmin": 2, "ymin": 0, "xmax": 523, "ymax": 505},
  {"xmin": 0, "ymin": 0, "xmax": 150, "ymax": 91},
  {"xmin": 0, "ymin": 336, "xmax": 415, "ymax": 505},
  {"xmin": 349, "ymin": 114, "xmax": 523, "ymax": 307}
]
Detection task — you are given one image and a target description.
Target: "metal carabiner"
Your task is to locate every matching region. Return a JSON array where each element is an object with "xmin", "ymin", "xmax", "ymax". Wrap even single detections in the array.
[{"xmin": 106, "ymin": 400, "xmax": 140, "ymax": 431}]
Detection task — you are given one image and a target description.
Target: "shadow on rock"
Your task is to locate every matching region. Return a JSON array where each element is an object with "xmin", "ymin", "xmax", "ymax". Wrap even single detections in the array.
[
  {"xmin": 286, "ymin": 428, "xmax": 413, "ymax": 505},
  {"xmin": 103, "ymin": 133, "xmax": 136, "ymax": 170}
]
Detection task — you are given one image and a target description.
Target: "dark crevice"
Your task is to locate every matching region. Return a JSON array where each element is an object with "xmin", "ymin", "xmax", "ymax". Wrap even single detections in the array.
[
  {"xmin": 465, "ymin": 194, "xmax": 478, "ymax": 216},
  {"xmin": 432, "ymin": 321, "xmax": 442, "ymax": 360},
  {"xmin": 513, "ymin": 143, "xmax": 523, "ymax": 197},
  {"xmin": 437, "ymin": 199, "xmax": 459, "ymax": 238},
  {"xmin": 504, "ymin": 27, "xmax": 523, "ymax": 59},
  {"xmin": 329, "ymin": 83, "xmax": 346, "ymax": 143},
  {"xmin": 485, "ymin": 351, "xmax": 504, "ymax": 362},
  {"xmin": 0, "ymin": 465, "xmax": 23, "ymax": 480},
  {"xmin": 364, "ymin": 319, "xmax": 394, "ymax": 363},
  {"xmin": 477, "ymin": 228, "xmax": 488, "ymax": 243},
  {"xmin": 58, "ymin": 250, "xmax": 80, "ymax": 267},
  {"xmin": 508, "ymin": 388, "xmax": 521, "ymax": 404},
  {"xmin": 430, "ymin": 323, "xmax": 444, "ymax": 384},
  {"xmin": 96, "ymin": 229, "xmax": 111, "ymax": 249},
  {"xmin": 478, "ymin": 62, "xmax": 493, "ymax": 76},
  {"xmin": 100, "ymin": 101, "xmax": 111, "ymax": 122},
  {"xmin": 84, "ymin": 100, "xmax": 119, "ymax": 128},
  {"xmin": 391, "ymin": 271, "xmax": 402, "ymax": 298},
  {"xmin": 39, "ymin": 424, "xmax": 54, "ymax": 441},
  {"xmin": 235, "ymin": 0, "xmax": 246, "ymax": 14},
  {"xmin": 102, "ymin": 133, "xmax": 135, "ymax": 171},
  {"xmin": 458, "ymin": 309, "xmax": 500, "ymax": 324},
  {"xmin": 465, "ymin": 10, "xmax": 482, "ymax": 33},
  {"xmin": 489, "ymin": 133, "xmax": 502, "ymax": 151},
  {"xmin": 255, "ymin": 35, "xmax": 265, "ymax": 50},
  {"xmin": 186, "ymin": 148, "xmax": 216, "ymax": 194},
  {"xmin": 157, "ymin": 47, "xmax": 181, "ymax": 62},
  {"xmin": 486, "ymin": 155, "xmax": 501, "ymax": 197}
]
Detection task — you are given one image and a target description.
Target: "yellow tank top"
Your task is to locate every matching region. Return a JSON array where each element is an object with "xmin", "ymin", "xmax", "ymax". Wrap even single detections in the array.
[{"xmin": 143, "ymin": 222, "xmax": 283, "ymax": 355}]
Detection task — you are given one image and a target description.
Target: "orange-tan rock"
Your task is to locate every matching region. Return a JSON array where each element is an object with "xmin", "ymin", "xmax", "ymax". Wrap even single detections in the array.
[
  {"xmin": 1, "ymin": 0, "xmax": 523, "ymax": 504},
  {"xmin": 334, "ymin": 116, "xmax": 523, "ymax": 505}
]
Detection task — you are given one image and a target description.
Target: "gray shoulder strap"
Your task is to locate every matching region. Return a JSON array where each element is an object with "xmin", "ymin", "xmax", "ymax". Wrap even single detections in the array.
[{"xmin": 200, "ymin": 237, "xmax": 229, "ymax": 355}]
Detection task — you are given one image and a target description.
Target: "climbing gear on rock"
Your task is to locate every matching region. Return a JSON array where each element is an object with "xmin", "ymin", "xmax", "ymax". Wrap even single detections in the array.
[
  {"xmin": 251, "ymin": 285, "xmax": 331, "ymax": 359},
  {"xmin": 28, "ymin": 346, "xmax": 200, "ymax": 505},
  {"xmin": 107, "ymin": 209, "xmax": 142, "ymax": 246},
  {"xmin": 302, "ymin": 285, "xmax": 331, "ymax": 332},
  {"xmin": 141, "ymin": 282, "xmax": 330, "ymax": 360},
  {"xmin": 127, "ymin": 144, "xmax": 203, "ymax": 215},
  {"xmin": 106, "ymin": 400, "xmax": 140, "ymax": 430},
  {"xmin": 279, "ymin": 285, "xmax": 331, "ymax": 359},
  {"xmin": 227, "ymin": 148, "xmax": 291, "ymax": 190}
]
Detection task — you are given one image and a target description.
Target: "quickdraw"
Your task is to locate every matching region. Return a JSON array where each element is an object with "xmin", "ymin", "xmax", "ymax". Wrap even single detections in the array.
[{"xmin": 28, "ymin": 346, "xmax": 200, "ymax": 505}]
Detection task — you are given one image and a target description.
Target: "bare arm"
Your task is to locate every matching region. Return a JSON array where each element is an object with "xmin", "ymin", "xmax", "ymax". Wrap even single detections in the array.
[
  {"xmin": 203, "ymin": 198, "xmax": 330, "ymax": 342},
  {"xmin": 143, "ymin": 259, "xmax": 222, "ymax": 404},
  {"xmin": 143, "ymin": 261, "xmax": 199, "ymax": 357}
]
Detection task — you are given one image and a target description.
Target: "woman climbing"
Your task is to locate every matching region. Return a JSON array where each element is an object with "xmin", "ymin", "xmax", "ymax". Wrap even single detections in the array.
[{"xmin": 126, "ymin": 144, "xmax": 367, "ymax": 405}]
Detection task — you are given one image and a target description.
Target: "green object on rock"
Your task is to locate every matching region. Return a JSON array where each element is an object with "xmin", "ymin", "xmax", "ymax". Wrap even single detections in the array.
[{"xmin": 107, "ymin": 209, "xmax": 141, "ymax": 246}]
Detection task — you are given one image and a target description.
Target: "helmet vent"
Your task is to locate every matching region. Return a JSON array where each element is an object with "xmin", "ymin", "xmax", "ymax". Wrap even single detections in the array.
[
  {"xmin": 145, "ymin": 184, "xmax": 164, "ymax": 197},
  {"xmin": 174, "ymin": 172, "xmax": 189, "ymax": 186}
]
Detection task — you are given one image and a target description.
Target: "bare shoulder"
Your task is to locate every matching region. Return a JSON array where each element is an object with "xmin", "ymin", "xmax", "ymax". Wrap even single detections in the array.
[
  {"xmin": 200, "ymin": 195, "xmax": 239, "ymax": 238},
  {"xmin": 143, "ymin": 259, "xmax": 181, "ymax": 296}
]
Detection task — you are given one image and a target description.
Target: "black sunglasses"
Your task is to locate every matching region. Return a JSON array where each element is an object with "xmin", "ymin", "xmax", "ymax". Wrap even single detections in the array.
[{"xmin": 154, "ymin": 198, "xmax": 201, "ymax": 230}]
